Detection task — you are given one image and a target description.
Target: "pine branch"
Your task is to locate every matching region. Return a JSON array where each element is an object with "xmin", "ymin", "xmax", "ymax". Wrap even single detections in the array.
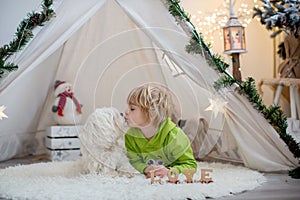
[
  {"xmin": 0, "ymin": 60, "xmax": 18, "ymax": 78},
  {"xmin": 240, "ymin": 77, "xmax": 267, "ymax": 111},
  {"xmin": 253, "ymin": 0, "xmax": 300, "ymax": 38},
  {"xmin": 0, "ymin": 0, "xmax": 55, "ymax": 79},
  {"xmin": 213, "ymin": 76, "xmax": 236, "ymax": 90}
]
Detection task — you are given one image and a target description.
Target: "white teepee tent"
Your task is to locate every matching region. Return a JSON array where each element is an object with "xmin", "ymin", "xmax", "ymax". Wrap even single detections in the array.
[{"xmin": 0, "ymin": 0, "xmax": 298, "ymax": 172}]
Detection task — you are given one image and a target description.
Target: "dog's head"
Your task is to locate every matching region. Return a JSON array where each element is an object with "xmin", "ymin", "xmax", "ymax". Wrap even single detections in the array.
[
  {"xmin": 80, "ymin": 107, "xmax": 128, "ymax": 149},
  {"xmin": 109, "ymin": 108, "xmax": 128, "ymax": 135},
  {"xmin": 97, "ymin": 107, "xmax": 128, "ymax": 133}
]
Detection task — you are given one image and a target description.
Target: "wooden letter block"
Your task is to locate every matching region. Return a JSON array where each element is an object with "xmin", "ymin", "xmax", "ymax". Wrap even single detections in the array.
[
  {"xmin": 183, "ymin": 168, "xmax": 195, "ymax": 183},
  {"xmin": 150, "ymin": 170, "xmax": 162, "ymax": 184},
  {"xmin": 167, "ymin": 168, "xmax": 179, "ymax": 183},
  {"xmin": 200, "ymin": 168, "xmax": 213, "ymax": 183}
]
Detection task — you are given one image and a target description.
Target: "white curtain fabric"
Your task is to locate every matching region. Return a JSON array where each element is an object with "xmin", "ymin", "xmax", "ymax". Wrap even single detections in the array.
[
  {"xmin": 0, "ymin": 0, "xmax": 106, "ymax": 160},
  {"xmin": 0, "ymin": 0, "xmax": 298, "ymax": 172}
]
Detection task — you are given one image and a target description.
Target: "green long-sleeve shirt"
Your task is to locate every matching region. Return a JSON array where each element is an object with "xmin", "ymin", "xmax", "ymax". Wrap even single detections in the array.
[{"xmin": 125, "ymin": 118, "xmax": 197, "ymax": 174}]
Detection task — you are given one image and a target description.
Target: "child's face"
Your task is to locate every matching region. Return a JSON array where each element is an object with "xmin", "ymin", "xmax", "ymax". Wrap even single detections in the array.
[{"xmin": 125, "ymin": 104, "xmax": 150, "ymax": 128}]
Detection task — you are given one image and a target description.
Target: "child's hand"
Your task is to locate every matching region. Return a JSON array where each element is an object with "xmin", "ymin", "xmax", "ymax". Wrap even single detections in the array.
[
  {"xmin": 144, "ymin": 165, "xmax": 170, "ymax": 178},
  {"xmin": 144, "ymin": 165, "xmax": 156, "ymax": 177},
  {"xmin": 153, "ymin": 166, "xmax": 169, "ymax": 178}
]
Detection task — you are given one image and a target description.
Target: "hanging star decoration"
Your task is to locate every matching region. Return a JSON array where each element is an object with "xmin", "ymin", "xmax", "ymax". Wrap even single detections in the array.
[
  {"xmin": 0, "ymin": 105, "xmax": 8, "ymax": 120},
  {"xmin": 205, "ymin": 98, "xmax": 228, "ymax": 118}
]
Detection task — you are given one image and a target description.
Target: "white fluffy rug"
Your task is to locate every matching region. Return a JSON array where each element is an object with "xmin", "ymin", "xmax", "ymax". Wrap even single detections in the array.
[{"xmin": 0, "ymin": 161, "xmax": 265, "ymax": 200}]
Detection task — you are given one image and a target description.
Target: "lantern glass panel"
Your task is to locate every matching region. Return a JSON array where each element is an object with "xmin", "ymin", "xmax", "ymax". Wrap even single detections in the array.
[
  {"xmin": 230, "ymin": 27, "xmax": 243, "ymax": 50},
  {"xmin": 223, "ymin": 26, "xmax": 246, "ymax": 54},
  {"xmin": 223, "ymin": 28, "xmax": 231, "ymax": 51}
]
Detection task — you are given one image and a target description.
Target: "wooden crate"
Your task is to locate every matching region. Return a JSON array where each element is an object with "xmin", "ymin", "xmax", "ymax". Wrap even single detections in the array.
[{"xmin": 46, "ymin": 125, "xmax": 83, "ymax": 161}]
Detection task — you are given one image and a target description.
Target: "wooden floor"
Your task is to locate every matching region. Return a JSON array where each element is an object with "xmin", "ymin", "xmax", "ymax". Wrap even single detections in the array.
[
  {"xmin": 0, "ymin": 155, "xmax": 299, "ymax": 200},
  {"xmin": 219, "ymin": 173, "xmax": 300, "ymax": 200}
]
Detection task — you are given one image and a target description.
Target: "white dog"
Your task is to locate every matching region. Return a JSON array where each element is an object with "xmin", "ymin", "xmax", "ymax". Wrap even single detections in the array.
[{"xmin": 78, "ymin": 107, "xmax": 139, "ymax": 177}]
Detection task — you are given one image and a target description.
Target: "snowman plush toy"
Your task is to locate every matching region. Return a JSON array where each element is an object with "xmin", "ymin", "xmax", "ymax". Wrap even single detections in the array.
[{"xmin": 52, "ymin": 80, "xmax": 83, "ymax": 125}]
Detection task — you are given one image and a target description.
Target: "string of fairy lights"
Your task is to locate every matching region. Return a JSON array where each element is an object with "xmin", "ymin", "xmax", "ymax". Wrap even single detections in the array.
[{"xmin": 190, "ymin": 0, "xmax": 259, "ymax": 44}]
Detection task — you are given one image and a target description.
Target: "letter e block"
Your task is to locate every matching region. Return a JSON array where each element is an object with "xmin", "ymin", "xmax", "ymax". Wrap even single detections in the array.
[{"xmin": 200, "ymin": 168, "xmax": 213, "ymax": 184}]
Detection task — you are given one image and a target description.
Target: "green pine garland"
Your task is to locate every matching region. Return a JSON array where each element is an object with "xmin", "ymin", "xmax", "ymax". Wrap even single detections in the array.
[
  {"xmin": 0, "ymin": 0, "xmax": 55, "ymax": 79},
  {"xmin": 167, "ymin": 0, "xmax": 300, "ymax": 177},
  {"xmin": 241, "ymin": 78, "xmax": 299, "ymax": 158}
]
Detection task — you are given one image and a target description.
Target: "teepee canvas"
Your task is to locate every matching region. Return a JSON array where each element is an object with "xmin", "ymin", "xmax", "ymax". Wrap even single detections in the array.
[{"xmin": 0, "ymin": 0, "xmax": 298, "ymax": 172}]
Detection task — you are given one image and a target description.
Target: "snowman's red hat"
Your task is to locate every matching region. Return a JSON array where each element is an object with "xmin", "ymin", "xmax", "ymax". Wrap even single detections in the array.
[
  {"xmin": 54, "ymin": 80, "xmax": 71, "ymax": 96},
  {"xmin": 54, "ymin": 80, "xmax": 66, "ymax": 89}
]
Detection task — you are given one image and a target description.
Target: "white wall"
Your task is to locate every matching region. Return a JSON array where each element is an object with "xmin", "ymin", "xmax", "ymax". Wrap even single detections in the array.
[{"xmin": 0, "ymin": 0, "xmax": 278, "ymax": 106}]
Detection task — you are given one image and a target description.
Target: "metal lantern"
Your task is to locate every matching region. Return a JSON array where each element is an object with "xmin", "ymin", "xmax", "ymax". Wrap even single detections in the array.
[
  {"xmin": 223, "ymin": 0, "xmax": 247, "ymax": 82},
  {"xmin": 223, "ymin": 18, "xmax": 246, "ymax": 54},
  {"xmin": 223, "ymin": 0, "xmax": 246, "ymax": 54}
]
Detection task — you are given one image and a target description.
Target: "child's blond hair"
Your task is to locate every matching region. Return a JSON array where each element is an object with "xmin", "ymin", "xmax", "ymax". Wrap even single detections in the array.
[{"xmin": 127, "ymin": 83, "xmax": 179, "ymax": 127}]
